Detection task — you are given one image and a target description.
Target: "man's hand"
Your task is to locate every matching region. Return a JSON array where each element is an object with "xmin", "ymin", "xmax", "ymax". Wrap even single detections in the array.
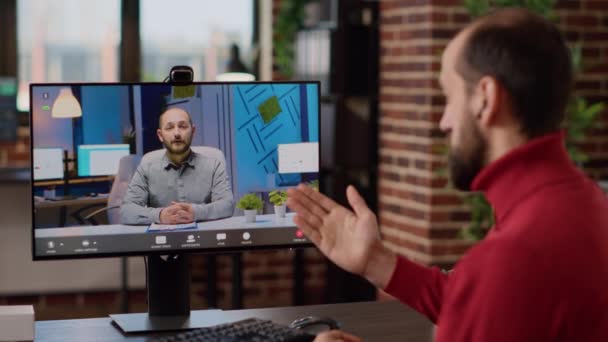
[
  {"xmin": 159, "ymin": 202, "xmax": 194, "ymax": 224},
  {"xmin": 287, "ymin": 184, "xmax": 397, "ymax": 288},
  {"xmin": 313, "ymin": 330, "xmax": 361, "ymax": 342}
]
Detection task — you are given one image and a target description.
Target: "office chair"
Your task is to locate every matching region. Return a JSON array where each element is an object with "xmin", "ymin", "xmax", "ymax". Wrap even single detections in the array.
[{"xmin": 82, "ymin": 154, "xmax": 142, "ymax": 224}]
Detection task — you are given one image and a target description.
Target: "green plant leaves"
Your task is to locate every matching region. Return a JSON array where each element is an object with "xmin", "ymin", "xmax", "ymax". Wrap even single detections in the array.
[
  {"xmin": 269, "ymin": 190, "xmax": 288, "ymax": 206},
  {"xmin": 237, "ymin": 193, "xmax": 264, "ymax": 211}
]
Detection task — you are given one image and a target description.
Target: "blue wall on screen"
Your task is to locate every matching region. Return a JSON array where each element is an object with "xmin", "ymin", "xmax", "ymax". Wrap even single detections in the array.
[{"xmin": 81, "ymin": 85, "xmax": 129, "ymax": 145}]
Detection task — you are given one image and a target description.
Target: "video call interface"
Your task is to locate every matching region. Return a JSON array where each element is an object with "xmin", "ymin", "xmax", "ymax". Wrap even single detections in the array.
[{"xmin": 31, "ymin": 82, "xmax": 320, "ymax": 259}]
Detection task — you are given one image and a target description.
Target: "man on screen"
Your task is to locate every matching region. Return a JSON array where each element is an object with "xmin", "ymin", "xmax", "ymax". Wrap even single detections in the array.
[
  {"xmin": 291, "ymin": 8, "xmax": 608, "ymax": 342},
  {"xmin": 121, "ymin": 107, "xmax": 234, "ymax": 225}
]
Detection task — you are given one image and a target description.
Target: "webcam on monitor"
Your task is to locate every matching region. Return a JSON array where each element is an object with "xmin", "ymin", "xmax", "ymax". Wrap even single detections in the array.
[{"xmin": 169, "ymin": 66, "xmax": 194, "ymax": 83}]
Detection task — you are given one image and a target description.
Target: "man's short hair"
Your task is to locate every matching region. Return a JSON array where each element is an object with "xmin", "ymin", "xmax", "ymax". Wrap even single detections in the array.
[
  {"xmin": 456, "ymin": 8, "xmax": 573, "ymax": 138},
  {"xmin": 158, "ymin": 107, "xmax": 193, "ymax": 128}
]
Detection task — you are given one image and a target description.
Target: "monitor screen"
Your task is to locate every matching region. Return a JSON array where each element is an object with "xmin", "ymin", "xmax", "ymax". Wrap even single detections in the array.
[
  {"xmin": 33, "ymin": 148, "xmax": 64, "ymax": 181},
  {"xmin": 77, "ymin": 144, "xmax": 130, "ymax": 177},
  {"xmin": 30, "ymin": 82, "xmax": 319, "ymax": 260}
]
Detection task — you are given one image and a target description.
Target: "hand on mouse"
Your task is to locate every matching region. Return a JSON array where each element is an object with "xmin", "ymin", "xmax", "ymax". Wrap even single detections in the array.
[{"xmin": 313, "ymin": 330, "xmax": 362, "ymax": 342}]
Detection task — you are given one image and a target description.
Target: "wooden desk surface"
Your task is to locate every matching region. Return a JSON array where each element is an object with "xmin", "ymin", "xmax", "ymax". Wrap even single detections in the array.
[
  {"xmin": 35, "ymin": 300, "xmax": 434, "ymax": 341},
  {"xmin": 34, "ymin": 195, "xmax": 109, "ymax": 209}
]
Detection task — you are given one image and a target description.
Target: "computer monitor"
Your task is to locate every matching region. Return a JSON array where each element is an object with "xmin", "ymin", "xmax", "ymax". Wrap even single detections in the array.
[
  {"xmin": 29, "ymin": 81, "xmax": 320, "ymax": 329},
  {"xmin": 32, "ymin": 148, "xmax": 64, "ymax": 181},
  {"xmin": 77, "ymin": 144, "xmax": 130, "ymax": 177}
]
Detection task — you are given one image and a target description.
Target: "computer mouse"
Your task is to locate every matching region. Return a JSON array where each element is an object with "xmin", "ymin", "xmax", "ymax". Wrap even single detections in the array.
[{"xmin": 289, "ymin": 316, "xmax": 341, "ymax": 333}]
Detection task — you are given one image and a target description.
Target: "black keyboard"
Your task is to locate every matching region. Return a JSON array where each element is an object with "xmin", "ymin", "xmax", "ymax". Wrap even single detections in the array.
[{"xmin": 153, "ymin": 318, "xmax": 315, "ymax": 342}]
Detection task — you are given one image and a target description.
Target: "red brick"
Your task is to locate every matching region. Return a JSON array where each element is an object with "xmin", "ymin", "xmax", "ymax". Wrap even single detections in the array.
[
  {"xmin": 430, "ymin": 244, "xmax": 472, "ymax": 255},
  {"xmin": 430, "ymin": 211, "xmax": 449, "ymax": 222},
  {"xmin": 450, "ymin": 210, "xmax": 471, "ymax": 221},
  {"xmin": 581, "ymin": 47, "xmax": 602, "ymax": 58},
  {"xmin": 430, "ymin": 194, "xmax": 461, "ymax": 206},
  {"xmin": 431, "ymin": 0, "xmax": 462, "ymax": 5},
  {"xmin": 381, "ymin": 15, "xmax": 404, "ymax": 25},
  {"xmin": 431, "ymin": 12, "xmax": 450, "ymax": 21},
  {"xmin": 429, "ymin": 228, "xmax": 463, "ymax": 239},
  {"xmin": 379, "ymin": 169, "xmax": 401, "ymax": 182},
  {"xmin": 575, "ymin": 80, "xmax": 602, "ymax": 91},
  {"xmin": 564, "ymin": 31, "xmax": 581, "ymax": 41},
  {"xmin": 380, "ymin": 155, "xmax": 394, "ymax": 164},
  {"xmin": 431, "ymin": 28, "xmax": 458, "ymax": 39},
  {"xmin": 381, "ymin": 93, "xmax": 429, "ymax": 105},
  {"xmin": 382, "ymin": 110, "xmax": 435, "ymax": 121},
  {"xmin": 585, "ymin": 1, "xmax": 608, "ymax": 11},
  {"xmin": 380, "ymin": 185, "xmax": 429, "ymax": 204},
  {"xmin": 430, "ymin": 94, "xmax": 446, "ymax": 106},
  {"xmin": 397, "ymin": 156, "xmax": 410, "ymax": 167},
  {"xmin": 379, "ymin": 138, "xmax": 433, "ymax": 153},
  {"xmin": 380, "ymin": 216, "xmax": 430, "ymax": 238},
  {"xmin": 380, "ymin": 30, "xmax": 396, "ymax": 41},
  {"xmin": 565, "ymin": 14, "xmax": 599, "ymax": 26},
  {"xmin": 453, "ymin": 13, "xmax": 470, "ymax": 24},
  {"xmin": 399, "ymin": 29, "xmax": 432, "ymax": 40},
  {"xmin": 380, "ymin": 123, "xmax": 436, "ymax": 138},
  {"xmin": 383, "ymin": 233, "xmax": 429, "ymax": 253},
  {"xmin": 380, "ymin": 78, "xmax": 435, "ymax": 88},
  {"xmin": 583, "ymin": 32, "xmax": 608, "ymax": 41},
  {"xmin": 382, "ymin": 61, "xmax": 429, "ymax": 72},
  {"xmin": 556, "ymin": 0, "xmax": 581, "ymax": 10}
]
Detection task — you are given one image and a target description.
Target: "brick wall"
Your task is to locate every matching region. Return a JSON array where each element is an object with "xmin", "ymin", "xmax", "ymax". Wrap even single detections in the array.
[{"xmin": 378, "ymin": 0, "xmax": 608, "ymax": 268}]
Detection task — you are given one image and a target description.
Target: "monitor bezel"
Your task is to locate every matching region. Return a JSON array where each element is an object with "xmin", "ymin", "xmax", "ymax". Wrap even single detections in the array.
[{"xmin": 30, "ymin": 81, "xmax": 320, "ymax": 261}]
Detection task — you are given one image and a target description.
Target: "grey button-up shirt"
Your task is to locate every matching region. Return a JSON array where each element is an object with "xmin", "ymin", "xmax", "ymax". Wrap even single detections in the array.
[{"xmin": 120, "ymin": 150, "xmax": 234, "ymax": 225}]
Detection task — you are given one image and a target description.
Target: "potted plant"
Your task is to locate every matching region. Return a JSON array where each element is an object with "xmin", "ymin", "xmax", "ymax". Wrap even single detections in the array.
[
  {"xmin": 269, "ymin": 190, "xmax": 288, "ymax": 219},
  {"xmin": 236, "ymin": 193, "xmax": 264, "ymax": 223}
]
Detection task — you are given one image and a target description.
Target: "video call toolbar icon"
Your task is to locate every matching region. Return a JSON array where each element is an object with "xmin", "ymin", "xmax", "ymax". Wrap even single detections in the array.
[
  {"xmin": 155, "ymin": 236, "xmax": 167, "ymax": 245},
  {"xmin": 216, "ymin": 233, "xmax": 227, "ymax": 241}
]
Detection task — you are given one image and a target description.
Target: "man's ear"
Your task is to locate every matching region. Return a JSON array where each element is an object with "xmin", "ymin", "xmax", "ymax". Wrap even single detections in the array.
[
  {"xmin": 156, "ymin": 128, "xmax": 164, "ymax": 143},
  {"xmin": 476, "ymin": 76, "xmax": 500, "ymax": 127},
  {"xmin": 191, "ymin": 125, "xmax": 196, "ymax": 136}
]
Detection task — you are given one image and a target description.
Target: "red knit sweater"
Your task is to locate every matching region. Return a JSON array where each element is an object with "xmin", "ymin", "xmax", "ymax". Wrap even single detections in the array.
[{"xmin": 384, "ymin": 131, "xmax": 608, "ymax": 341}]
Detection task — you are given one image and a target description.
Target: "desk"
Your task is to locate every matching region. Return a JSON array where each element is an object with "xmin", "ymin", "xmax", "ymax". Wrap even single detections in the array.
[
  {"xmin": 35, "ymin": 195, "xmax": 109, "ymax": 226},
  {"xmin": 34, "ymin": 195, "xmax": 109, "ymax": 209},
  {"xmin": 35, "ymin": 300, "xmax": 434, "ymax": 341}
]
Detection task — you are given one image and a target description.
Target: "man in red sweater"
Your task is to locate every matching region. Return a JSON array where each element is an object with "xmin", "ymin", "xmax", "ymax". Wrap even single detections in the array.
[{"xmin": 288, "ymin": 8, "xmax": 608, "ymax": 342}]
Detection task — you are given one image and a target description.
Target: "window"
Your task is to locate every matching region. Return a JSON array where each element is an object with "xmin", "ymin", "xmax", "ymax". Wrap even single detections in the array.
[
  {"xmin": 140, "ymin": 0, "xmax": 254, "ymax": 82},
  {"xmin": 17, "ymin": 0, "xmax": 121, "ymax": 111}
]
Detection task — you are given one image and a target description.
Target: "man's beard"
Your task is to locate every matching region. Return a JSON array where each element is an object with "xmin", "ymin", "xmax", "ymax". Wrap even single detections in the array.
[
  {"xmin": 448, "ymin": 114, "xmax": 486, "ymax": 191},
  {"xmin": 163, "ymin": 139, "xmax": 191, "ymax": 155}
]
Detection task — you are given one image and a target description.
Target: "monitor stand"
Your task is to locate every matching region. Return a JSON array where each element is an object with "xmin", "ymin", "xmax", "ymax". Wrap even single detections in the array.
[{"xmin": 110, "ymin": 254, "xmax": 226, "ymax": 333}]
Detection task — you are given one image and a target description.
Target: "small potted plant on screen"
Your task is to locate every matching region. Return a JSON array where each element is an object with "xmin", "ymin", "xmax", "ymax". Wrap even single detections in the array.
[
  {"xmin": 269, "ymin": 190, "xmax": 288, "ymax": 219},
  {"xmin": 237, "ymin": 193, "xmax": 264, "ymax": 223}
]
